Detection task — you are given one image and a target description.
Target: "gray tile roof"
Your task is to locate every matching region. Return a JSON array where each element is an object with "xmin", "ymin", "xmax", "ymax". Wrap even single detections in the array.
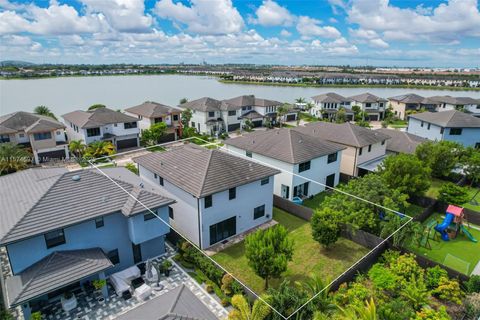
[
  {"xmin": 376, "ymin": 128, "xmax": 426, "ymax": 154},
  {"xmin": 225, "ymin": 128, "xmax": 345, "ymax": 164},
  {"xmin": 125, "ymin": 101, "xmax": 182, "ymax": 118},
  {"xmin": 133, "ymin": 144, "xmax": 280, "ymax": 198},
  {"xmin": 223, "ymin": 95, "xmax": 282, "ymax": 108},
  {"xmin": 0, "ymin": 167, "xmax": 175, "ymax": 245},
  {"xmin": 62, "ymin": 107, "xmax": 138, "ymax": 129},
  {"xmin": 115, "ymin": 284, "xmax": 217, "ymax": 320},
  {"xmin": 240, "ymin": 110, "xmax": 264, "ymax": 120},
  {"xmin": 5, "ymin": 248, "xmax": 113, "ymax": 307},
  {"xmin": 408, "ymin": 110, "xmax": 480, "ymax": 128},
  {"xmin": 388, "ymin": 93, "xmax": 425, "ymax": 104},
  {"xmin": 349, "ymin": 92, "xmax": 387, "ymax": 103},
  {"xmin": 311, "ymin": 92, "xmax": 351, "ymax": 103},
  {"xmin": 0, "ymin": 112, "xmax": 65, "ymax": 135},
  {"xmin": 295, "ymin": 122, "xmax": 390, "ymax": 148},
  {"xmin": 427, "ymin": 95, "xmax": 480, "ymax": 105},
  {"xmin": 179, "ymin": 97, "xmax": 224, "ymax": 112}
]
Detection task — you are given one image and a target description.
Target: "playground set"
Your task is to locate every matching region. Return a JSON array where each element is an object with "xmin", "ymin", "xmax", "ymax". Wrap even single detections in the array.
[{"xmin": 420, "ymin": 205, "xmax": 478, "ymax": 249}]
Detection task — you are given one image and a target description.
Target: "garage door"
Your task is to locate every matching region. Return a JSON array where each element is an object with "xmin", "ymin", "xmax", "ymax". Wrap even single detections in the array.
[
  {"xmin": 37, "ymin": 150, "xmax": 67, "ymax": 163},
  {"xmin": 116, "ymin": 138, "xmax": 138, "ymax": 149},
  {"xmin": 286, "ymin": 114, "xmax": 296, "ymax": 121},
  {"xmin": 158, "ymin": 133, "xmax": 175, "ymax": 143},
  {"xmin": 227, "ymin": 123, "xmax": 241, "ymax": 131},
  {"xmin": 252, "ymin": 120, "xmax": 263, "ymax": 128},
  {"xmin": 367, "ymin": 114, "xmax": 379, "ymax": 121}
]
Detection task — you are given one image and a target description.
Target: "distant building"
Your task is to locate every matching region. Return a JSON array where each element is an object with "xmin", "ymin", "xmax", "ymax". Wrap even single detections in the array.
[
  {"xmin": 225, "ymin": 128, "xmax": 345, "ymax": 200},
  {"xmin": 407, "ymin": 110, "xmax": 480, "ymax": 147},
  {"xmin": 349, "ymin": 93, "xmax": 387, "ymax": 121},
  {"xmin": 0, "ymin": 111, "xmax": 69, "ymax": 164},
  {"xmin": 62, "ymin": 107, "xmax": 140, "ymax": 150},
  {"xmin": 428, "ymin": 96, "xmax": 480, "ymax": 116},
  {"xmin": 310, "ymin": 92, "xmax": 354, "ymax": 121},
  {"xmin": 376, "ymin": 128, "xmax": 427, "ymax": 154}
]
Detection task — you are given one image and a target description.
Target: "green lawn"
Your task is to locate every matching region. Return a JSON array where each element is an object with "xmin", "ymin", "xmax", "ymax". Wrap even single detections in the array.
[
  {"xmin": 303, "ymin": 192, "xmax": 328, "ymax": 210},
  {"xmin": 212, "ymin": 208, "xmax": 370, "ymax": 293},
  {"xmin": 407, "ymin": 212, "xmax": 480, "ymax": 275},
  {"xmin": 463, "ymin": 187, "xmax": 480, "ymax": 212},
  {"xmin": 425, "ymin": 178, "xmax": 480, "ymax": 212},
  {"xmin": 299, "ymin": 112, "xmax": 318, "ymax": 123}
]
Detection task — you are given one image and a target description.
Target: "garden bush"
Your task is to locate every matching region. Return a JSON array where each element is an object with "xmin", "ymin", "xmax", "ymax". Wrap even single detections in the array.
[
  {"xmin": 378, "ymin": 298, "xmax": 415, "ymax": 320},
  {"xmin": 414, "ymin": 306, "xmax": 450, "ymax": 320},
  {"xmin": 425, "ymin": 265, "xmax": 449, "ymax": 290},
  {"xmin": 466, "ymin": 275, "xmax": 480, "ymax": 293},
  {"xmin": 464, "ymin": 292, "xmax": 480, "ymax": 319},
  {"xmin": 368, "ymin": 263, "xmax": 399, "ymax": 292},
  {"xmin": 431, "ymin": 277, "xmax": 463, "ymax": 305},
  {"xmin": 205, "ymin": 282, "xmax": 214, "ymax": 293},
  {"xmin": 389, "ymin": 253, "xmax": 424, "ymax": 282}
]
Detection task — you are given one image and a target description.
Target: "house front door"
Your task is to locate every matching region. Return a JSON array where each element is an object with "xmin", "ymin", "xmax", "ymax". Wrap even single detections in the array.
[
  {"xmin": 132, "ymin": 243, "xmax": 142, "ymax": 264},
  {"xmin": 281, "ymin": 184, "xmax": 290, "ymax": 199}
]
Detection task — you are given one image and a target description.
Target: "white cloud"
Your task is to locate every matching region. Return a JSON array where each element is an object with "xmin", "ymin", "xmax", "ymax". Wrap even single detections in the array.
[
  {"xmin": 296, "ymin": 16, "xmax": 341, "ymax": 39},
  {"xmin": 280, "ymin": 29, "xmax": 291, "ymax": 37},
  {"xmin": 0, "ymin": 10, "xmax": 30, "ymax": 34},
  {"xmin": 329, "ymin": 17, "xmax": 338, "ymax": 23},
  {"xmin": 349, "ymin": 28, "xmax": 389, "ymax": 48},
  {"xmin": 154, "ymin": 0, "xmax": 244, "ymax": 35},
  {"xmin": 252, "ymin": 0, "xmax": 295, "ymax": 26}
]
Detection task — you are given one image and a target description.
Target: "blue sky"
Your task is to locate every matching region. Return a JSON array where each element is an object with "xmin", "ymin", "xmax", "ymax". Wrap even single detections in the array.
[{"xmin": 0, "ymin": 0, "xmax": 479, "ymax": 67}]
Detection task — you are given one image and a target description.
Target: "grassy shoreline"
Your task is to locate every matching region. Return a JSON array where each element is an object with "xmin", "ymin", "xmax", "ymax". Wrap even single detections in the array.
[{"xmin": 218, "ymin": 79, "xmax": 480, "ymax": 91}]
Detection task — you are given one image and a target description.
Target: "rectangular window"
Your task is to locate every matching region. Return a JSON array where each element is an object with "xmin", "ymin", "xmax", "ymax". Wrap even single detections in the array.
[
  {"xmin": 205, "ymin": 195, "xmax": 212, "ymax": 208},
  {"xmin": 440, "ymin": 128, "xmax": 444, "ymax": 134},
  {"xmin": 254, "ymin": 205, "xmax": 265, "ymax": 220},
  {"xmin": 159, "ymin": 176, "xmax": 164, "ymax": 186},
  {"xmin": 173, "ymin": 114, "xmax": 179, "ymax": 121},
  {"xmin": 107, "ymin": 249, "xmax": 120, "ymax": 265},
  {"xmin": 298, "ymin": 161, "xmax": 311, "ymax": 172},
  {"xmin": 246, "ymin": 151, "xmax": 252, "ymax": 158},
  {"xmin": 359, "ymin": 147, "xmax": 363, "ymax": 156},
  {"xmin": 44, "ymin": 229, "xmax": 66, "ymax": 249},
  {"xmin": 124, "ymin": 122, "xmax": 138, "ymax": 129},
  {"xmin": 261, "ymin": 177, "xmax": 269, "ymax": 185},
  {"xmin": 19, "ymin": 133, "xmax": 24, "ymax": 138},
  {"xmin": 427, "ymin": 123, "xmax": 431, "ymax": 130},
  {"xmin": 368, "ymin": 145, "xmax": 372, "ymax": 152},
  {"xmin": 420, "ymin": 121, "xmax": 424, "ymax": 127},
  {"xmin": 169, "ymin": 206, "xmax": 174, "ymax": 219},
  {"xmin": 0, "ymin": 135, "xmax": 10, "ymax": 143},
  {"xmin": 208, "ymin": 112, "xmax": 215, "ymax": 118},
  {"xmin": 56, "ymin": 131, "xmax": 61, "ymax": 135},
  {"xmin": 114, "ymin": 123, "xmax": 118, "ymax": 127},
  {"xmin": 154, "ymin": 117, "xmax": 163, "ymax": 123},
  {"xmin": 144, "ymin": 212, "xmax": 155, "ymax": 221},
  {"xmin": 209, "ymin": 216, "xmax": 236, "ymax": 245},
  {"xmin": 33, "ymin": 132, "xmax": 52, "ymax": 141},
  {"xmin": 449, "ymin": 128, "xmax": 463, "ymax": 135},
  {"xmin": 154, "ymin": 173, "xmax": 157, "ymax": 179},
  {"xmin": 228, "ymin": 110, "xmax": 236, "ymax": 116},
  {"xmin": 327, "ymin": 152, "xmax": 337, "ymax": 163},
  {"xmin": 86, "ymin": 127, "xmax": 100, "ymax": 137},
  {"xmin": 381, "ymin": 140, "xmax": 385, "ymax": 145},
  {"xmin": 191, "ymin": 122, "xmax": 195, "ymax": 128},
  {"xmin": 95, "ymin": 217, "xmax": 104, "ymax": 228},
  {"xmin": 229, "ymin": 187, "xmax": 236, "ymax": 200}
]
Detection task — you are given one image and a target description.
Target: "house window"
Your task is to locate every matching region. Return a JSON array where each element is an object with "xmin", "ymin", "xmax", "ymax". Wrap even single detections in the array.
[
  {"xmin": 173, "ymin": 114, "xmax": 179, "ymax": 121},
  {"xmin": 208, "ymin": 112, "xmax": 215, "ymax": 118},
  {"xmin": 440, "ymin": 128, "xmax": 444, "ymax": 134},
  {"xmin": 205, "ymin": 195, "xmax": 212, "ymax": 208},
  {"xmin": 246, "ymin": 151, "xmax": 252, "ymax": 158},
  {"xmin": 261, "ymin": 177, "xmax": 269, "ymax": 185},
  {"xmin": 327, "ymin": 152, "xmax": 337, "ymax": 163},
  {"xmin": 359, "ymin": 147, "xmax": 363, "ymax": 156},
  {"xmin": 154, "ymin": 173, "xmax": 158, "ymax": 179},
  {"xmin": 298, "ymin": 161, "xmax": 311, "ymax": 172},
  {"xmin": 421, "ymin": 121, "xmax": 424, "ymax": 127},
  {"xmin": 169, "ymin": 206, "xmax": 174, "ymax": 219},
  {"xmin": 95, "ymin": 217, "xmax": 104, "ymax": 228},
  {"xmin": 229, "ymin": 187, "xmax": 236, "ymax": 200},
  {"xmin": 114, "ymin": 123, "xmax": 117, "ymax": 127},
  {"xmin": 254, "ymin": 205, "xmax": 265, "ymax": 220},
  {"xmin": 124, "ymin": 122, "xmax": 137, "ymax": 129},
  {"xmin": 449, "ymin": 128, "xmax": 462, "ymax": 135},
  {"xmin": 86, "ymin": 127, "xmax": 100, "ymax": 137},
  {"xmin": 56, "ymin": 131, "xmax": 61, "ymax": 135},
  {"xmin": 368, "ymin": 145, "xmax": 372, "ymax": 152},
  {"xmin": 33, "ymin": 132, "xmax": 52, "ymax": 141},
  {"xmin": 144, "ymin": 212, "xmax": 156, "ymax": 221},
  {"xmin": 107, "ymin": 249, "xmax": 120, "ymax": 265},
  {"xmin": 159, "ymin": 176, "xmax": 164, "ymax": 186},
  {"xmin": 0, "ymin": 135, "xmax": 10, "ymax": 143},
  {"xmin": 209, "ymin": 216, "xmax": 236, "ymax": 245},
  {"xmin": 228, "ymin": 110, "xmax": 236, "ymax": 116},
  {"xmin": 44, "ymin": 229, "xmax": 66, "ymax": 249},
  {"xmin": 427, "ymin": 123, "xmax": 431, "ymax": 130},
  {"xmin": 154, "ymin": 117, "xmax": 163, "ymax": 123},
  {"xmin": 191, "ymin": 122, "xmax": 195, "ymax": 128},
  {"xmin": 19, "ymin": 133, "xmax": 24, "ymax": 138},
  {"xmin": 382, "ymin": 140, "xmax": 385, "ymax": 145}
]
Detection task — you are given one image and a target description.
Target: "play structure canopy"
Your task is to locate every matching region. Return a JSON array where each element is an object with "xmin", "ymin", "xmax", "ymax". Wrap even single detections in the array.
[{"xmin": 446, "ymin": 205, "xmax": 464, "ymax": 217}]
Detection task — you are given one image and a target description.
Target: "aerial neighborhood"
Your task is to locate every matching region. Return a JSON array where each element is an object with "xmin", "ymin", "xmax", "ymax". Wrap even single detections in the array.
[{"xmin": 1, "ymin": 91, "xmax": 480, "ymax": 320}]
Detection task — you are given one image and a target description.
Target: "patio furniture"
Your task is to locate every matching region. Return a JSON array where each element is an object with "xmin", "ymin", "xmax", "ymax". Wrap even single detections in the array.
[
  {"xmin": 145, "ymin": 260, "xmax": 158, "ymax": 283},
  {"xmin": 109, "ymin": 266, "xmax": 141, "ymax": 296},
  {"xmin": 131, "ymin": 277, "xmax": 145, "ymax": 289},
  {"xmin": 134, "ymin": 283, "xmax": 152, "ymax": 301},
  {"xmin": 61, "ymin": 293, "xmax": 77, "ymax": 312}
]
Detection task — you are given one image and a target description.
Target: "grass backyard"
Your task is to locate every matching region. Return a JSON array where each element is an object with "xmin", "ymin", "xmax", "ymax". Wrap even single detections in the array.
[
  {"xmin": 212, "ymin": 208, "xmax": 369, "ymax": 293},
  {"xmin": 407, "ymin": 212, "xmax": 480, "ymax": 275},
  {"xmin": 299, "ymin": 112, "xmax": 318, "ymax": 123},
  {"xmin": 425, "ymin": 178, "xmax": 480, "ymax": 212}
]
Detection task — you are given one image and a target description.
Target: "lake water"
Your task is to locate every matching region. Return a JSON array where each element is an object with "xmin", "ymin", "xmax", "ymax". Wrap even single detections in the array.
[{"xmin": 1, "ymin": 74, "xmax": 480, "ymax": 116}]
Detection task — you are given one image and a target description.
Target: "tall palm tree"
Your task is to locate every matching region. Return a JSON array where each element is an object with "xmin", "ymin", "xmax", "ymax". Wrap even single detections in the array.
[
  {"xmin": 228, "ymin": 295, "xmax": 271, "ymax": 320},
  {"xmin": 0, "ymin": 143, "xmax": 32, "ymax": 175},
  {"xmin": 295, "ymin": 97, "xmax": 306, "ymax": 104},
  {"xmin": 33, "ymin": 105, "xmax": 57, "ymax": 120},
  {"xmin": 68, "ymin": 140, "xmax": 86, "ymax": 158},
  {"xmin": 85, "ymin": 141, "xmax": 115, "ymax": 159}
]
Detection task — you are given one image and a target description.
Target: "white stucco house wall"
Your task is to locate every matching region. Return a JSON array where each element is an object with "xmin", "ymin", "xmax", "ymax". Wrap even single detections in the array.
[{"xmin": 134, "ymin": 144, "xmax": 280, "ymax": 249}]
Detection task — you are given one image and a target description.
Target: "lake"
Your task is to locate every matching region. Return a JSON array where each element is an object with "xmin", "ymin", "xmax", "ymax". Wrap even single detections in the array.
[{"xmin": 1, "ymin": 75, "xmax": 480, "ymax": 116}]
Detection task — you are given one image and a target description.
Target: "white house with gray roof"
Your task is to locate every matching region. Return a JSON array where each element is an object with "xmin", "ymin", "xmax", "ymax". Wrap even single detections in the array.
[
  {"xmin": 0, "ymin": 111, "xmax": 69, "ymax": 164},
  {"xmin": 225, "ymin": 128, "xmax": 345, "ymax": 200},
  {"xmin": 134, "ymin": 144, "xmax": 280, "ymax": 249},
  {"xmin": 349, "ymin": 93, "xmax": 388, "ymax": 121},
  {"xmin": 62, "ymin": 107, "xmax": 140, "ymax": 150},
  {"xmin": 310, "ymin": 92, "xmax": 354, "ymax": 121}
]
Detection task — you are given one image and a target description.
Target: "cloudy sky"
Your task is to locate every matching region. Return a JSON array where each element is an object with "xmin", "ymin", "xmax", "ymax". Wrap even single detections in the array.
[{"xmin": 0, "ymin": 0, "xmax": 479, "ymax": 67}]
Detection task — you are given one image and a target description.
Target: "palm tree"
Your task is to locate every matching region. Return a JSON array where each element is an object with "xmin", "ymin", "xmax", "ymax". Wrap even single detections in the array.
[
  {"xmin": 277, "ymin": 103, "xmax": 291, "ymax": 127},
  {"xmin": 33, "ymin": 105, "xmax": 57, "ymax": 120},
  {"xmin": 228, "ymin": 295, "xmax": 271, "ymax": 320},
  {"xmin": 0, "ymin": 143, "xmax": 32, "ymax": 175},
  {"xmin": 68, "ymin": 140, "xmax": 86, "ymax": 158},
  {"xmin": 337, "ymin": 298, "xmax": 378, "ymax": 320},
  {"xmin": 296, "ymin": 275, "xmax": 336, "ymax": 315},
  {"xmin": 85, "ymin": 141, "xmax": 115, "ymax": 159},
  {"xmin": 305, "ymin": 102, "xmax": 314, "ymax": 111},
  {"xmin": 295, "ymin": 97, "xmax": 306, "ymax": 104},
  {"xmin": 179, "ymin": 98, "xmax": 188, "ymax": 105}
]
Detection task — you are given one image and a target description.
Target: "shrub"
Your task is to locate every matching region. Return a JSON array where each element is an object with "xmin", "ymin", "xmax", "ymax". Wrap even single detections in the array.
[
  {"xmin": 124, "ymin": 162, "xmax": 138, "ymax": 175},
  {"xmin": 464, "ymin": 293, "xmax": 480, "ymax": 319},
  {"xmin": 438, "ymin": 182, "xmax": 470, "ymax": 206},
  {"xmin": 231, "ymin": 280, "xmax": 244, "ymax": 295},
  {"xmin": 368, "ymin": 263, "xmax": 399, "ymax": 291},
  {"xmin": 378, "ymin": 298, "xmax": 415, "ymax": 320},
  {"xmin": 31, "ymin": 312, "xmax": 42, "ymax": 320},
  {"xmin": 414, "ymin": 306, "xmax": 450, "ymax": 320},
  {"xmin": 221, "ymin": 298, "xmax": 230, "ymax": 307},
  {"xmin": 425, "ymin": 265, "xmax": 448, "ymax": 290},
  {"xmin": 205, "ymin": 282, "xmax": 214, "ymax": 293},
  {"xmin": 466, "ymin": 275, "xmax": 480, "ymax": 293},
  {"xmin": 345, "ymin": 282, "xmax": 371, "ymax": 307},
  {"xmin": 389, "ymin": 253, "xmax": 423, "ymax": 282},
  {"xmin": 400, "ymin": 275, "xmax": 429, "ymax": 311},
  {"xmin": 311, "ymin": 209, "xmax": 341, "ymax": 248},
  {"xmin": 431, "ymin": 277, "xmax": 463, "ymax": 305},
  {"xmin": 381, "ymin": 250, "xmax": 401, "ymax": 266},
  {"xmin": 221, "ymin": 274, "xmax": 234, "ymax": 296}
]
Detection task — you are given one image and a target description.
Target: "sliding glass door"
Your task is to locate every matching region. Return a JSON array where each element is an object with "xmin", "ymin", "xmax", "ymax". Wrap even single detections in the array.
[{"xmin": 209, "ymin": 216, "xmax": 236, "ymax": 245}]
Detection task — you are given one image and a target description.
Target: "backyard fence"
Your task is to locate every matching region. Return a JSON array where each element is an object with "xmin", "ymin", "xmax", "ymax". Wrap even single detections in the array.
[{"xmin": 273, "ymin": 195, "xmax": 313, "ymax": 221}]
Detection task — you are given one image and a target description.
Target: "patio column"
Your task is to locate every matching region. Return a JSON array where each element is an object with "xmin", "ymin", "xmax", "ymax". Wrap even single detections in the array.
[
  {"xmin": 98, "ymin": 272, "xmax": 108, "ymax": 298},
  {"xmin": 21, "ymin": 302, "xmax": 32, "ymax": 320}
]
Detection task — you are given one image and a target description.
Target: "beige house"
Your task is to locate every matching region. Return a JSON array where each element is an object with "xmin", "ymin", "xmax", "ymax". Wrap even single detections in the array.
[
  {"xmin": 0, "ymin": 112, "xmax": 69, "ymax": 164},
  {"xmin": 295, "ymin": 122, "xmax": 390, "ymax": 178}
]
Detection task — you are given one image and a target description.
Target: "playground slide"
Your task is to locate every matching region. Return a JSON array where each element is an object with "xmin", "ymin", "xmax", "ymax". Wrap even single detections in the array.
[
  {"xmin": 435, "ymin": 213, "xmax": 455, "ymax": 241},
  {"xmin": 460, "ymin": 225, "xmax": 478, "ymax": 243}
]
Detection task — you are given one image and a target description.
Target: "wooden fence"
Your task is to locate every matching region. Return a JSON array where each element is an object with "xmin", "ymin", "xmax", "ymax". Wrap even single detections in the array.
[{"xmin": 273, "ymin": 195, "xmax": 313, "ymax": 221}]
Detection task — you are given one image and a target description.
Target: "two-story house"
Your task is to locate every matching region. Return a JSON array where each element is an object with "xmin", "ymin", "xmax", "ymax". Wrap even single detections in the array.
[
  {"xmin": 133, "ymin": 145, "xmax": 280, "ymax": 249},
  {"xmin": 224, "ymin": 128, "xmax": 345, "ymax": 201},
  {"xmin": 0, "ymin": 167, "xmax": 175, "ymax": 319},
  {"xmin": 295, "ymin": 122, "xmax": 390, "ymax": 178},
  {"xmin": 0, "ymin": 112, "xmax": 69, "ymax": 164},
  {"xmin": 310, "ymin": 92, "xmax": 354, "ymax": 121},
  {"xmin": 428, "ymin": 96, "xmax": 480, "ymax": 116},
  {"xmin": 124, "ymin": 101, "xmax": 183, "ymax": 141},
  {"xmin": 349, "ymin": 93, "xmax": 388, "ymax": 121},
  {"xmin": 376, "ymin": 128, "xmax": 427, "ymax": 155},
  {"xmin": 179, "ymin": 97, "xmax": 229, "ymax": 135},
  {"xmin": 388, "ymin": 94, "xmax": 437, "ymax": 120},
  {"xmin": 62, "ymin": 107, "xmax": 140, "ymax": 150},
  {"xmin": 407, "ymin": 110, "xmax": 480, "ymax": 148}
]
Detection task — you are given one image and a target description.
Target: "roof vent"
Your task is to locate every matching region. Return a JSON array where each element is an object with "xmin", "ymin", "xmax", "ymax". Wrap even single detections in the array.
[{"xmin": 72, "ymin": 175, "xmax": 81, "ymax": 181}]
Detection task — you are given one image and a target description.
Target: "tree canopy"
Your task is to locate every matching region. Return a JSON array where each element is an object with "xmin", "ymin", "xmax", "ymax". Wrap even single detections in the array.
[
  {"xmin": 33, "ymin": 105, "xmax": 57, "ymax": 120},
  {"xmin": 437, "ymin": 182, "xmax": 470, "ymax": 206},
  {"xmin": 0, "ymin": 143, "xmax": 32, "ymax": 175},
  {"xmin": 88, "ymin": 104, "xmax": 106, "ymax": 111},
  {"xmin": 141, "ymin": 122, "xmax": 167, "ymax": 146},
  {"xmin": 415, "ymin": 140, "xmax": 463, "ymax": 178}
]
